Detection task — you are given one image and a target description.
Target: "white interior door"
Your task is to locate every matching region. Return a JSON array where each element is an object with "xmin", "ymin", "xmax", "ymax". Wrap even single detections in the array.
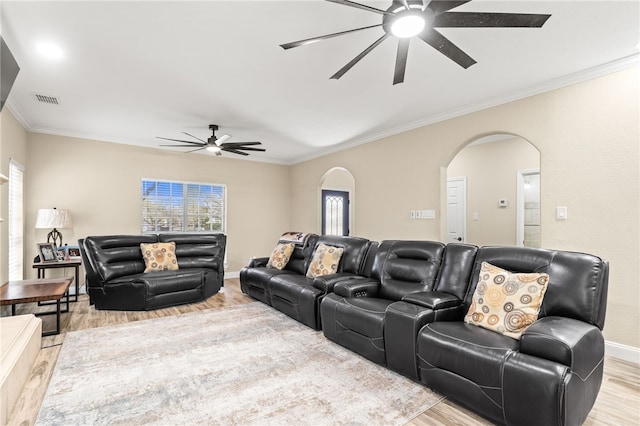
[
  {"xmin": 516, "ymin": 169, "xmax": 541, "ymax": 247},
  {"xmin": 447, "ymin": 177, "xmax": 466, "ymax": 243}
]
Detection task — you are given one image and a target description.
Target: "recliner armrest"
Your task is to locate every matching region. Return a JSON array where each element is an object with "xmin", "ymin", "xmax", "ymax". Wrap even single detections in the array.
[
  {"xmin": 520, "ymin": 316, "xmax": 604, "ymax": 381},
  {"xmin": 334, "ymin": 278, "xmax": 380, "ymax": 298},
  {"xmin": 248, "ymin": 257, "xmax": 269, "ymax": 268},
  {"xmin": 313, "ymin": 273, "xmax": 362, "ymax": 294},
  {"xmin": 401, "ymin": 291, "xmax": 462, "ymax": 310}
]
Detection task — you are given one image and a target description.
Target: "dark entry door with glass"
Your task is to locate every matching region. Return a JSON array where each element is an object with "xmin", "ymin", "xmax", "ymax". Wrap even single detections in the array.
[{"xmin": 322, "ymin": 190, "xmax": 349, "ymax": 236}]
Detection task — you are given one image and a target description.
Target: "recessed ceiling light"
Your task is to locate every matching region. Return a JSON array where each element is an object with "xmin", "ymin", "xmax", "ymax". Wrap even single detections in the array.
[{"xmin": 36, "ymin": 42, "xmax": 63, "ymax": 60}]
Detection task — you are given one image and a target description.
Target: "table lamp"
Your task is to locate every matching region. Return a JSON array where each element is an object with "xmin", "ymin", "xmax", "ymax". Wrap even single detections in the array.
[{"xmin": 35, "ymin": 207, "xmax": 73, "ymax": 247}]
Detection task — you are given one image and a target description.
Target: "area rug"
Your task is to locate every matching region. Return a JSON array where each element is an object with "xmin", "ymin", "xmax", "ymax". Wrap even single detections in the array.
[{"xmin": 37, "ymin": 302, "xmax": 442, "ymax": 425}]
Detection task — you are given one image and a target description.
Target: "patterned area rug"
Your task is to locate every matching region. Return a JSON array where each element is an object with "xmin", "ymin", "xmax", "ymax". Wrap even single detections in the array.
[{"xmin": 37, "ymin": 302, "xmax": 442, "ymax": 425}]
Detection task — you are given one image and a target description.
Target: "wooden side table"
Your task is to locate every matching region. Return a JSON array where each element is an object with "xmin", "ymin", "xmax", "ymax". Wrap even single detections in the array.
[
  {"xmin": 33, "ymin": 258, "xmax": 81, "ymax": 302},
  {"xmin": 0, "ymin": 278, "xmax": 73, "ymax": 336}
]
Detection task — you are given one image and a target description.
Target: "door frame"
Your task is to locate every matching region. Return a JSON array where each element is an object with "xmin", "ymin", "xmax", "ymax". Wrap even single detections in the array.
[
  {"xmin": 516, "ymin": 168, "xmax": 540, "ymax": 247},
  {"xmin": 447, "ymin": 176, "xmax": 467, "ymax": 243}
]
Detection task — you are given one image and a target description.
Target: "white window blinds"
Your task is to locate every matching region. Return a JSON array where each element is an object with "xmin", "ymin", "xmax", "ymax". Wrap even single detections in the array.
[
  {"xmin": 141, "ymin": 179, "xmax": 225, "ymax": 233},
  {"xmin": 8, "ymin": 159, "xmax": 24, "ymax": 280}
]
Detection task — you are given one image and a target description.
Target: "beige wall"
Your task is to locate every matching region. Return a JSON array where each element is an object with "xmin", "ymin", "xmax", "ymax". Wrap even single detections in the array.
[
  {"xmin": 448, "ymin": 137, "xmax": 539, "ymax": 246},
  {"xmin": 290, "ymin": 67, "xmax": 639, "ymax": 349},
  {"xmin": 23, "ymin": 134, "xmax": 291, "ymax": 274},
  {"xmin": 0, "ymin": 109, "xmax": 28, "ymax": 284}
]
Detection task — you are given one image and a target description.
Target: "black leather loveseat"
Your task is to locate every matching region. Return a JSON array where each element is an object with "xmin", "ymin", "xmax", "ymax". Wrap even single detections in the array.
[
  {"xmin": 80, "ymin": 233, "xmax": 226, "ymax": 310},
  {"xmin": 241, "ymin": 234, "xmax": 609, "ymax": 425}
]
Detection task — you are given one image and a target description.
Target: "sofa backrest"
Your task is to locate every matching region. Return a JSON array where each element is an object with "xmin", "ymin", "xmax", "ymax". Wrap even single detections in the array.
[
  {"xmin": 372, "ymin": 240, "xmax": 446, "ymax": 301},
  {"xmin": 313, "ymin": 235, "xmax": 371, "ymax": 274},
  {"xmin": 360, "ymin": 241, "xmax": 379, "ymax": 277},
  {"xmin": 434, "ymin": 243, "xmax": 479, "ymax": 300},
  {"xmin": 284, "ymin": 234, "xmax": 319, "ymax": 275},
  {"xmin": 465, "ymin": 246, "xmax": 609, "ymax": 329},
  {"xmin": 84, "ymin": 235, "xmax": 157, "ymax": 282},
  {"xmin": 158, "ymin": 233, "xmax": 226, "ymax": 271}
]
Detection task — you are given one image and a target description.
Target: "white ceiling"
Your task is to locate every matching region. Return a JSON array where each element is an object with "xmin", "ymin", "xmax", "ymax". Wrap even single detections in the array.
[{"xmin": 2, "ymin": 0, "xmax": 638, "ymax": 164}]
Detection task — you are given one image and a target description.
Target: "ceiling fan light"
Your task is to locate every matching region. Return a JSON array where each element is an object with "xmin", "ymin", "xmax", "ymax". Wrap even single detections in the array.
[
  {"xmin": 206, "ymin": 146, "xmax": 221, "ymax": 153},
  {"xmin": 391, "ymin": 15, "xmax": 425, "ymax": 38}
]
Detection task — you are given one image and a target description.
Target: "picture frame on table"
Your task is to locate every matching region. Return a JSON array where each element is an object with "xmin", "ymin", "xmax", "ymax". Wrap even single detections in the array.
[
  {"xmin": 68, "ymin": 247, "xmax": 81, "ymax": 258},
  {"xmin": 38, "ymin": 243, "xmax": 59, "ymax": 263}
]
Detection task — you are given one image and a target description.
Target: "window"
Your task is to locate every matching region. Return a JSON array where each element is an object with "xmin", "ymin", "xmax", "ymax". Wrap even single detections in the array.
[
  {"xmin": 141, "ymin": 179, "xmax": 225, "ymax": 233},
  {"xmin": 8, "ymin": 159, "xmax": 24, "ymax": 280}
]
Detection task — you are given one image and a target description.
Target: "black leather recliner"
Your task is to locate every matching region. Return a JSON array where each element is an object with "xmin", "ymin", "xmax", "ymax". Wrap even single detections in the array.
[
  {"xmin": 320, "ymin": 240, "xmax": 450, "ymax": 366},
  {"xmin": 416, "ymin": 246, "xmax": 609, "ymax": 426},
  {"xmin": 80, "ymin": 233, "xmax": 226, "ymax": 310},
  {"xmin": 239, "ymin": 234, "xmax": 319, "ymax": 305},
  {"xmin": 267, "ymin": 235, "xmax": 373, "ymax": 329}
]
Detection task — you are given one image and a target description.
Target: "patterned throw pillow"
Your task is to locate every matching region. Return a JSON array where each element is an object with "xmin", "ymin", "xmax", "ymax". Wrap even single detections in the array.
[
  {"xmin": 464, "ymin": 261, "xmax": 549, "ymax": 340},
  {"xmin": 306, "ymin": 243, "xmax": 344, "ymax": 278},
  {"xmin": 140, "ymin": 242, "xmax": 179, "ymax": 272},
  {"xmin": 266, "ymin": 242, "xmax": 296, "ymax": 270}
]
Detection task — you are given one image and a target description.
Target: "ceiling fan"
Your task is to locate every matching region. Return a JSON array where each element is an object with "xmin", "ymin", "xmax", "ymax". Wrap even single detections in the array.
[
  {"xmin": 157, "ymin": 125, "xmax": 266, "ymax": 156},
  {"xmin": 280, "ymin": 0, "xmax": 551, "ymax": 85}
]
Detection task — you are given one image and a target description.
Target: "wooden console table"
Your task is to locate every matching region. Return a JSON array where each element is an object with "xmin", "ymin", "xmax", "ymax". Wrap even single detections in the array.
[
  {"xmin": 0, "ymin": 277, "xmax": 73, "ymax": 336},
  {"xmin": 33, "ymin": 258, "xmax": 81, "ymax": 302}
]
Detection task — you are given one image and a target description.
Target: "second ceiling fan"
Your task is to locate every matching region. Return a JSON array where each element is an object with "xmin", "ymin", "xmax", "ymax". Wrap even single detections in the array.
[
  {"xmin": 158, "ymin": 125, "xmax": 266, "ymax": 156},
  {"xmin": 280, "ymin": 0, "xmax": 551, "ymax": 84}
]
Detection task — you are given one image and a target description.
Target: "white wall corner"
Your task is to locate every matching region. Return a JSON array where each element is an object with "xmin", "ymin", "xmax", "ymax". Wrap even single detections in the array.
[{"xmin": 605, "ymin": 340, "xmax": 640, "ymax": 364}]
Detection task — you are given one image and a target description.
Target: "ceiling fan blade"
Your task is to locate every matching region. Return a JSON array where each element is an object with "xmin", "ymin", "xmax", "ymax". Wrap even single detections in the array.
[
  {"xmin": 422, "ymin": 0, "xmax": 432, "ymax": 10},
  {"xmin": 181, "ymin": 132, "xmax": 207, "ymax": 143},
  {"xmin": 222, "ymin": 148, "xmax": 250, "ymax": 156},
  {"xmin": 434, "ymin": 12, "xmax": 551, "ymax": 28},
  {"xmin": 429, "ymin": 1, "xmax": 471, "ymax": 15},
  {"xmin": 215, "ymin": 134, "xmax": 232, "ymax": 146},
  {"xmin": 326, "ymin": 0, "xmax": 390, "ymax": 15},
  {"xmin": 331, "ymin": 33, "xmax": 389, "ymax": 80},
  {"xmin": 400, "ymin": 0, "xmax": 411, "ymax": 11},
  {"xmin": 184, "ymin": 147, "xmax": 207, "ymax": 153},
  {"xmin": 156, "ymin": 137, "xmax": 204, "ymax": 146},
  {"xmin": 220, "ymin": 141, "xmax": 262, "ymax": 147},
  {"xmin": 160, "ymin": 144, "xmax": 203, "ymax": 148},
  {"xmin": 418, "ymin": 28, "xmax": 476, "ymax": 69},
  {"xmin": 232, "ymin": 147, "xmax": 266, "ymax": 152},
  {"xmin": 393, "ymin": 38, "xmax": 410, "ymax": 85},
  {"xmin": 280, "ymin": 24, "xmax": 382, "ymax": 50}
]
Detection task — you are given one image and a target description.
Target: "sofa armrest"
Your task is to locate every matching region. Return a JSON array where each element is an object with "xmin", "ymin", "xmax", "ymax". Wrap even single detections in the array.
[
  {"xmin": 520, "ymin": 316, "xmax": 604, "ymax": 381},
  {"xmin": 401, "ymin": 291, "xmax": 462, "ymax": 310},
  {"xmin": 313, "ymin": 273, "xmax": 363, "ymax": 294},
  {"xmin": 248, "ymin": 257, "xmax": 269, "ymax": 268},
  {"xmin": 334, "ymin": 278, "xmax": 380, "ymax": 298}
]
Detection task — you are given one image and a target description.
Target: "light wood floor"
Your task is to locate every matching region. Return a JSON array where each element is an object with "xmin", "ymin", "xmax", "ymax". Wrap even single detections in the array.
[{"xmin": 6, "ymin": 278, "xmax": 640, "ymax": 425}]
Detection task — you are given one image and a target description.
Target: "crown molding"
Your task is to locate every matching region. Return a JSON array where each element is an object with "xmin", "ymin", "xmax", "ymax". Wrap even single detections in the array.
[{"xmin": 289, "ymin": 54, "xmax": 640, "ymax": 165}]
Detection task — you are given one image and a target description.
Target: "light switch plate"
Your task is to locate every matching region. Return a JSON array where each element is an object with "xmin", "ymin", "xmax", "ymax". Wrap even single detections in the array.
[{"xmin": 556, "ymin": 206, "xmax": 568, "ymax": 220}]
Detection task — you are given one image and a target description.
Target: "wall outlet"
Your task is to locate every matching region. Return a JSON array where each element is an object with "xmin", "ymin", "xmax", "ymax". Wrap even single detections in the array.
[
  {"xmin": 410, "ymin": 210, "xmax": 416, "ymax": 219},
  {"xmin": 415, "ymin": 210, "xmax": 422, "ymax": 219},
  {"xmin": 498, "ymin": 199, "xmax": 508, "ymax": 207}
]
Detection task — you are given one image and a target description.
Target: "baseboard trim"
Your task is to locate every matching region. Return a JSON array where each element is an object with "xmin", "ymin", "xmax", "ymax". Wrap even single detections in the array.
[
  {"xmin": 605, "ymin": 340, "xmax": 640, "ymax": 364},
  {"xmin": 225, "ymin": 271, "xmax": 240, "ymax": 279}
]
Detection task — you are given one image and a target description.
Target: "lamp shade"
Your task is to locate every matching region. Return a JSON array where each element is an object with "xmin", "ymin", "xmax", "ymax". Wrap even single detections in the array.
[{"xmin": 35, "ymin": 208, "xmax": 73, "ymax": 229}]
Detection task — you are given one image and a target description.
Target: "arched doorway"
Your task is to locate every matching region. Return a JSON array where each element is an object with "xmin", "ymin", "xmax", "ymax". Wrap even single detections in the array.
[
  {"xmin": 446, "ymin": 134, "xmax": 540, "ymax": 247},
  {"xmin": 319, "ymin": 167, "xmax": 355, "ymax": 236}
]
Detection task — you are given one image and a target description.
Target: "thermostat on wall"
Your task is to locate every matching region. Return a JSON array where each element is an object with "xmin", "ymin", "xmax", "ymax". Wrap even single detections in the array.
[{"xmin": 498, "ymin": 199, "xmax": 508, "ymax": 207}]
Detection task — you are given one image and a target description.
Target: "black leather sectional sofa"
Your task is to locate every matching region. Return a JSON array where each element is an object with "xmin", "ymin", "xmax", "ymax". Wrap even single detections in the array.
[
  {"xmin": 240, "ymin": 233, "xmax": 609, "ymax": 426},
  {"xmin": 80, "ymin": 233, "xmax": 226, "ymax": 310}
]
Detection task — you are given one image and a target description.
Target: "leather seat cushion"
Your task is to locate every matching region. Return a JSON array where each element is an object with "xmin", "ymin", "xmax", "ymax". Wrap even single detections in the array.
[
  {"xmin": 336, "ymin": 297, "xmax": 394, "ymax": 339},
  {"xmin": 269, "ymin": 274, "xmax": 315, "ymax": 301},
  {"xmin": 418, "ymin": 321, "xmax": 519, "ymax": 388},
  {"xmin": 242, "ymin": 267, "xmax": 295, "ymax": 290}
]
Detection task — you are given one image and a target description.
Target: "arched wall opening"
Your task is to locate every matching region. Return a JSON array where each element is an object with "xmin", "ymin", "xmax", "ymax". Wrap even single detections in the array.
[
  {"xmin": 318, "ymin": 167, "xmax": 356, "ymax": 236},
  {"xmin": 441, "ymin": 133, "xmax": 541, "ymax": 247}
]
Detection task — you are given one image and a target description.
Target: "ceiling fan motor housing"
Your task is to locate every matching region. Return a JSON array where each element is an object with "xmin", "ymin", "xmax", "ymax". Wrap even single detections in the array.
[{"xmin": 382, "ymin": 1, "xmax": 435, "ymax": 37}]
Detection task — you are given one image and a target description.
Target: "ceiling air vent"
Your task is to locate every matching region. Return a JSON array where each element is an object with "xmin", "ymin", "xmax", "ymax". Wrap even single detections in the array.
[{"xmin": 33, "ymin": 93, "xmax": 60, "ymax": 105}]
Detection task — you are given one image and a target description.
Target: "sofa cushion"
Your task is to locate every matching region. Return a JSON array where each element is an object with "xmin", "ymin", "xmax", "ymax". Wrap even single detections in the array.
[
  {"xmin": 140, "ymin": 242, "xmax": 179, "ymax": 272},
  {"xmin": 464, "ymin": 261, "xmax": 549, "ymax": 339},
  {"xmin": 266, "ymin": 242, "xmax": 295, "ymax": 270},
  {"xmin": 306, "ymin": 243, "xmax": 344, "ymax": 278}
]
